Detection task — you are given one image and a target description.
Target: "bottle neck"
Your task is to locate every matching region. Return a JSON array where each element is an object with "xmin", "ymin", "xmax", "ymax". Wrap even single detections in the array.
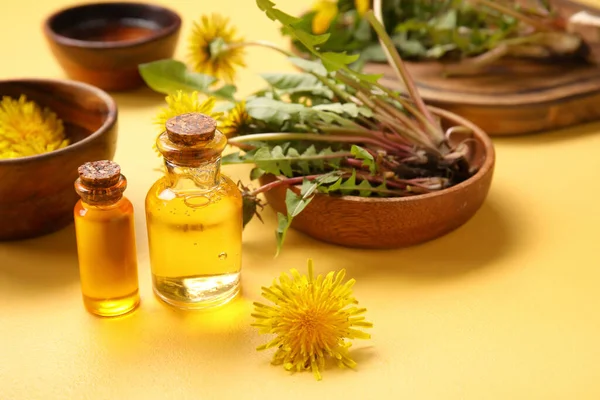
[
  {"xmin": 80, "ymin": 198, "xmax": 124, "ymax": 210},
  {"xmin": 164, "ymin": 157, "xmax": 222, "ymax": 192}
]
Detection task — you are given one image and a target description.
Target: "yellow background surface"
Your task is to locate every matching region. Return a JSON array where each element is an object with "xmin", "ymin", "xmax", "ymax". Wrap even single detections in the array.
[{"xmin": 2, "ymin": 0, "xmax": 600, "ymax": 399}]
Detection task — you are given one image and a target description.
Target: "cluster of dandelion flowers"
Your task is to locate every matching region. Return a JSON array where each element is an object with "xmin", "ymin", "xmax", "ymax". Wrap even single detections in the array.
[
  {"xmin": 187, "ymin": 13, "xmax": 246, "ymax": 83},
  {"xmin": 153, "ymin": 90, "xmax": 223, "ymax": 155},
  {"xmin": 0, "ymin": 95, "xmax": 69, "ymax": 159},
  {"xmin": 252, "ymin": 259, "xmax": 373, "ymax": 380}
]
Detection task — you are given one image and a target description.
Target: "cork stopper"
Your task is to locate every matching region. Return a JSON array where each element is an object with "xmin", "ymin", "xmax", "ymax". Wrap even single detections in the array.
[
  {"xmin": 78, "ymin": 160, "xmax": 121, "ymax": 187},
  {"xmin": 166, "ymin": 113, "xmax": 217, "ymax": 146},
  {"xmin": 74, "ymin": 160, "xmax": 127, "ymax": 205}
]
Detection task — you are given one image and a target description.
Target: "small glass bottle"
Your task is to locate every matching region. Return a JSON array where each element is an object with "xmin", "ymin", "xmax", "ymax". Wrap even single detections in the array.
[
  {"xmin": 145, "ymin": 112, "xmax": 243, "ymax": 309},
  {"xmin": 73, "ymin": 160, "xmax": 140, "ymax": 317}
]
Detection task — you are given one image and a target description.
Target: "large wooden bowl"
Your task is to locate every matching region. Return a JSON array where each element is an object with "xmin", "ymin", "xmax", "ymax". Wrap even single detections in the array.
[
  {"xmin": 43, "ymin": 2, "xmax": 181, "ymax": 91},
  {"xmin": 0, "ymin": 79, "xmax": 118, "ymax": 241},
  {"xmin": 259, "ymin": 107, "xmax": 495, "ymax": 249}
]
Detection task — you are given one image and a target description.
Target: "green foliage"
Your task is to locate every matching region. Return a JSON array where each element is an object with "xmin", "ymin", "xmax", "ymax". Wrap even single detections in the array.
[
  {"xmin": 138, "ymin": 59, "xmax": 236, "ymax": 101},
  {"xmin": 139, "ymin": 0, "xmax": 482, "ymax": 256},
  {"xmin": 284, "ymin": 0, "xmax": 548, "ymax": 64},
  {"xmin": 321, "ymin": 169, "xmax": 389, "ymax": 197},
  {"xmin": 275, "ymin": 172, "xmax": 341, "ymax": 255},
  {"xmin": 244, "ymin": 97, "xmax": 366, "ymax": 129},
  {"xmin": 222, "ymin": 144, "xmax": 347, "ymax": 177},
  {"xmin": 275, "ymin": 169, "xmax": 396, "ymax": 252},
  {"xmin": 256, "ymin": 0, "xmax": 382, "ymax": 83},
  {"xmin": 350, "ymin": 145, "xmax": 376, "ymax": 174}
]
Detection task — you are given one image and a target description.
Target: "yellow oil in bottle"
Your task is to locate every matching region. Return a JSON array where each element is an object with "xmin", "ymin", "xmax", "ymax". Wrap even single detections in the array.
[
  {"xmin": 146, "ymin": 112, "xmax": 244, "ymax": 309},
  {"xmin": 145, "ymin": 175, "xmax": 243, "ymax": 309},
  {"xmin": 74, "ymin": 199, "xmax": 140, "ymax": 316},
  {"xmin": 73, "ymin": 160, "xmax": 140, "ymax": 318}
]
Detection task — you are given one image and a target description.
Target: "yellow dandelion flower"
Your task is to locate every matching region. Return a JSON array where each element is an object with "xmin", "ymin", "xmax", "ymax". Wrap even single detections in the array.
[
  {"xmin": 252, "ymin": 259, "xmax": 373, "ymax": 381},
  {"xmin": 219, "ymin": 100, "xmax": 251, "ymax": 137},
  {"xmin": 355, "ymin": 0, "xmax": 370, "ymax": 16},
  {"xmin": 311, "ymin": 0, "xmax": 338, "ymax": 34},
  {"xmin": 152, "ymin": 90, "xmax": 223, "ymax": 155},
  {"xmin": 0, "ymin": 95, "xmax": 68, "ymax": 159},
  {"xmin": 188, "ymin": 13, "xmax": 246, "ymax": 83}
]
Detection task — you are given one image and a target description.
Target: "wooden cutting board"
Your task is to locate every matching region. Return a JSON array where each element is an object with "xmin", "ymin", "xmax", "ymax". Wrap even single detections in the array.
[
  {"xmin": 367, "ymin": 58, "xmax": 600, "ymax": 136},
  {"xmin": 366, "ymin": 0, "xmax": 600, "ymax": 135}
]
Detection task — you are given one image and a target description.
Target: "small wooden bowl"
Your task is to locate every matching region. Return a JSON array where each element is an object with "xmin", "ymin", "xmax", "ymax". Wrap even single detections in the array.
[
  {"xmin": 43, "ymin": 2, "xmax": 181, "ymax": 91},
  {"xmin": 0, "ymin": 79, "xmax": 118, "ymax": 241},
  {"xmin": 260, "ymin": 107, "xmax": 495, "ymax": 249}
]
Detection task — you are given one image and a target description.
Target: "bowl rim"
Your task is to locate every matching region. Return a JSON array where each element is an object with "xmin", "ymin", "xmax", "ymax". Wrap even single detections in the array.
[
  {"xmin": 42, "ymin": 1, "xmax": 182, "ymax": 49},
  {"xmin": 261, "ymin": 105, "xmax": 495, "ymax": 204},
  {"xmin": 0, "ymin": 78, "xmax": 118, "ymax": 165}
]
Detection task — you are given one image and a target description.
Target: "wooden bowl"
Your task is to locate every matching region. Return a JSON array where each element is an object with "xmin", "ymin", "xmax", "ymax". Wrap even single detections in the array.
[
  {"xmin": 259, "ymin": 107, "xmax": 495, "ymax": 249},
  {"xmin": 0, "ymin": 79, "xmax": 118, "ymax": 241},
  {"xmin": 43, "ymin": 2, "xmax": 181, "ymax": 91}
]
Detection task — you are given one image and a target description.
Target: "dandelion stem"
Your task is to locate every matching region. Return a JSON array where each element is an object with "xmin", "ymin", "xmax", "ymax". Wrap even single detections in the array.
[
  {"xmin": 365, "ymin": 7, "xmax": 444, "ymax": 145},
  {"xmin": 230, "ymin": 40, "xmax": 295, "ymax": 57},
  {"xmin": 228, "ymin": 132, "xmax": 400, "ymax": 153}
]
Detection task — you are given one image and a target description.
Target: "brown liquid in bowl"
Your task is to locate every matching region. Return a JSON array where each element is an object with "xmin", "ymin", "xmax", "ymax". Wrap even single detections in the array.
[{"xmin": 61, "ymin": 18, "xmax": 160, "ymax": 42}]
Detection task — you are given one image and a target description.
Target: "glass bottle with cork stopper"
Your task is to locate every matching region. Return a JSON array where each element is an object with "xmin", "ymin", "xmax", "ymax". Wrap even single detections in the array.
[
  {"xmin": 145, "ymin": 112, "xmax": 243, "ymax": 309},
  {"xmin": 74, "ymin": 160, "xmax": 140, "ymax": 317}
]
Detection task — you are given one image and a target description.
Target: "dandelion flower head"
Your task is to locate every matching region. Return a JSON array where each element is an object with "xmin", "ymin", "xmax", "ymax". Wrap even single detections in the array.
[
  {"xmin": 188, "ymin": 13, "xmax": 246, "ymax": 83},
  {"xmin": 311, "ymin": 0, "xmax": 371, "ymax": 34},
  {"xmin": 0, "ymin": 95, "xmax": 68, "ymax": 159},
  {"xmin": 252, "ymin": 259, "xmax": 373, "ymax": 380}
]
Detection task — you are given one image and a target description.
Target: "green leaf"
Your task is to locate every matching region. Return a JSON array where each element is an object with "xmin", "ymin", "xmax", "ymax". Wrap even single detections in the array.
[
  {"xmin": 226, "ymin": 144, "xmax": 348, "ymax": 176},
  {"xmin": 339, "ymin": 169, "xmax": 357, "ymax": 195},
  {"xmin": 351, "ymin": 145, "xmax": 377, "ymax": 174},
  {"xmin": 255, "ymin": 146, "xmax": 293, "ymax": 177},
  {"xmin": 260, "ymin": 72, "xmax": 334, "ymax": 100},
  {"xmin": 260, "ymin": 72, "xmax": 319, "ymax": 89},
  {"xmin": 313, "ymin": 103, "xmax": 373, "ymax": 118},
  {"xmin": 356, "ymin": 179, "xmax": 374, "ymax": 197},
  {"xmin": 138, "ymin": 59, "xmax": 236, "ymax": 101},
  {"xmin": 221, "ymin": 152, "xmax": 245, "ymax": 164},
  {"xmin": 288, "ymin": 57, "xmax": 327, "ymax": 75},
  {"xmin": 274, "ymin": 171, "xmax": 341, "ymax": 255},
  {"xmin": 250, "ymin": 167, "xmax": 265, "ymax": 180},
  {"xmin": 434, "ymin": 9, "xmax": 457, "ymax": 30},
  {"xmin": 139, "ymin": 59, "xmax": 215, "ymax": 94},
  {"xmin": 319, "ymin": 171, "xmax": 391, "ymax": 197},
  {"xmin": 257, "ymin": 0, "xmax": 301, "ymax": 25},
  {"xmin": 275, "ymin": 188, "xmax": 315, "ymax": 256},
  {"xmin": 212, "ymin": 84, "xmax": 237, "ymax": 100},
  {"xmin": 275, "ymin": 212, "xmax": 290, "ymax": 256},
  {"xmin": 246, "ymin": 97, "xmax": 306, "ymax": 125},
  {"xmin": 256, "ymin": 0, "xmax": 382, "ymax": 83}
]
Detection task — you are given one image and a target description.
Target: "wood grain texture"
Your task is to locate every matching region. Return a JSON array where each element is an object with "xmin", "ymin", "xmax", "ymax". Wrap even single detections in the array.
[
  {"xmin": 0, "ymin": 79, "xmax": 118, "ymax": 241},
  {"xmin": 368, "ymin": 58, "xmax": 600, "ymax": 135},
  {"xmin": 260, "ymin": 107, "xmax": 495, "ymax": 249},
  {"xmin": 365, "ymin": 0, "xmax": 600, "ymax": 135},
  {"xmin": 43, "ymin": 2, "xmax": 181, "ymax": 91}
]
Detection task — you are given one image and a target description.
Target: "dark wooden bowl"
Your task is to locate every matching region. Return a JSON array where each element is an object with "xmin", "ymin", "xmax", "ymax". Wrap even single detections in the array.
[
  {"xmin": 43, "ymin": 2, "xmax": 181, "ymax": 91},
  {"xmin": 260, "ymin": 107, "xmax": 495, "ymax": 249},
  {"xmin": 0, "ymin": 79, "xmax": 118, "ymax": 241}
]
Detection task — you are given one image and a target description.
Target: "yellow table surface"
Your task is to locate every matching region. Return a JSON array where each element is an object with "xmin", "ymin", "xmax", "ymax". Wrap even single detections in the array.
[{"xmin": 3, "ymin": 0, "xmax": 600, "ymax": 399}]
